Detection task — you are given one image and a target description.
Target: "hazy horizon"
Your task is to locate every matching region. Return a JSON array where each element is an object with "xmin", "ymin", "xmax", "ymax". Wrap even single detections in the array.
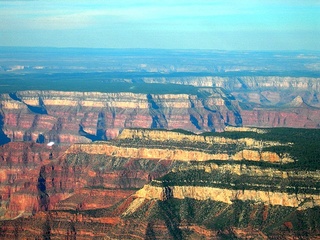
[
  {"xmin": 1, "ymin": 0, "xmax": 319, "ymax": 51},
  {"xmin": 2, "ymin": 46, "xmax": 320, "ymax": 52}
]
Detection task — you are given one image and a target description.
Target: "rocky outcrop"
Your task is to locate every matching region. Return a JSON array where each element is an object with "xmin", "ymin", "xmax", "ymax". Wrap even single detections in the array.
[
  {"xmin": 117, "ymin": 128, "xmax": 281, "ymax": 148},
  {"xmin": 135, "ymin": 185, "xmax": 320, "ymax": 208},
  {"xmin": 66, "ymin": 142, "xmax": 292, "ymax": 163},
  {"xmin": 133, "ymin": 157, "xmax": 320, "ymax": 209},
  {"xmin": 0, "ymin": 90, "xmax": 242, "ymax": 144}
]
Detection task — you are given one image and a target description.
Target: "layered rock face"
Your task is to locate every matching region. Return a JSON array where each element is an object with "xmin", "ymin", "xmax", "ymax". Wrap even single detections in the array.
[
  {"xmin": 145, "ymin": 76, "xmax": 320, "ymax": 128},
  {"xmin": 143, "ymin": 75, "xmax": 320, "ymax": 104},
  {"xmin": 0, "ymin": 142, "xmax": 67, "ymax": 219},
  {"xmin": 0, "ymin": 89, "xmax": 242, "ymax": 144},
  {"xmin": 0, "ymin": 128, "xmax": 319, "ymax": 239},
  {"xmin": 136, "ymin": 172, "xmax": 320, "ymax": 208},
  {"xmin": 1, "ymin": 76, "xmax": 320, "ymax": 146}
]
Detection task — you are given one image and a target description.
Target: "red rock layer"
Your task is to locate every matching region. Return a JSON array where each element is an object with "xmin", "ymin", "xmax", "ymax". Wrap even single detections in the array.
[
  {"xmin": 0, "ymin": 91, "xmax": 243, "ymax": 144},
  {"xmin": 0, "ymin": 142, "xmax": 67, "ymax": 219},
  {"xmin": 0, "ymin": 140, "xmax": 175, "ymax": 220},
  {"xmin": 241, "ymin": 108, "xmax": 320, "ymax": 128}
]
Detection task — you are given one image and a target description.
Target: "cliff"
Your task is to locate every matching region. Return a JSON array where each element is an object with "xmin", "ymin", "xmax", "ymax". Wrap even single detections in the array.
[
  {"xmin": 1, "ymin": 83, "xmax": 320, "ymax": 145},
  {"xmin": 65, "ymin": 128, "xmax": 293, "ymax": 164},
  {"xmin": 144, "ymin": 76, "xmax": 320, "ymax": 127},
  {"xmin": 0, "ymin": 127, "xmax": 319, "ymax": 239},
  {"xmin": 0, "ymin": 142, "xmax": 67, "ymax": 219},
  {"xmin": 0, "ymin": 89, "xmax": 242, "ymax": 144},
  {"xmin": 135, "ymin": 185, "xmax": 320, "ymax": 208},
  {"xmin": 117, "ymin": 128, "xmax": 283, "ymax": 148},
  {"xmin": 143, "ymin": 75, "xmax": 320, "ymax": 102}
]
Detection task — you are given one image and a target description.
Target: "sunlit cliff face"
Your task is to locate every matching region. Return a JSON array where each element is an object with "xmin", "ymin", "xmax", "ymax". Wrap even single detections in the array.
[
  {"xmin": 0, "ymin": 90, "xmax": 239, "ymax": 143},
  {"xmin": 1, "ymin": 81, "xmax": 320, "ymax": 146}
]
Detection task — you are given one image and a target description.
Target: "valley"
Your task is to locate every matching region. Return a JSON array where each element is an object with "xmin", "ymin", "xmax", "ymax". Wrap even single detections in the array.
[{"xmin": 0, "ymin": 48, "xmax": 319, "ymax": 239}]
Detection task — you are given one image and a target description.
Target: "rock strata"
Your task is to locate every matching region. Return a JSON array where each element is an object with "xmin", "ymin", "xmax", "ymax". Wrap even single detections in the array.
[
  {"xmin": 135, "ymin": 185, "xmax": 320, "ymax": 208},
  {"xmin": 1, "ymin": 86, "xmax": 320, "ymax": 145},
  {"xmin": 0, "ymin": 90, "xmax": 242, "ymax": 144},
  {"xmin": 0, "ymin": 127, "xmax": 319, "ymax": 239}
]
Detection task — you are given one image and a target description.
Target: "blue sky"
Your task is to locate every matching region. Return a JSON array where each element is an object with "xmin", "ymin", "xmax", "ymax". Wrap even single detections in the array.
[{"xmin": 0, "ymin": 0, "xmax": 319, "ymax": 50}]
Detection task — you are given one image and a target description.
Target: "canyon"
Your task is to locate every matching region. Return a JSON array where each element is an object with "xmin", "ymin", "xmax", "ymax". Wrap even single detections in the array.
[
  {"xmin": 0, "ymin": 128, "xmax": 319, "ymax": 239},
  {"xmin": 1, "ymin": 75, "xmax": 320, "ymax": 146},
  {"xmin": 0, "ymin": 89, "xmax": 239, "ymax": 143},
  {"xmin": 0, "ymin": 49, "xmax": 319, "ymax": 239}
]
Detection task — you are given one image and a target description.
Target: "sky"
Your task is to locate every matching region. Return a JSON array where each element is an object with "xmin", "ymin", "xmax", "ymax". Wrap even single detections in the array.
[{"xmin": 0, "ymin": 0, "xmax": 319, "ymax": 50}]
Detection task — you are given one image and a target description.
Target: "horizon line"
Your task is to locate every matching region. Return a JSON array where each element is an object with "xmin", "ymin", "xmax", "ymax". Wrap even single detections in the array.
[{"xmin": 0, "ymin": 46, "xmax": 319, "ymax": 53}]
